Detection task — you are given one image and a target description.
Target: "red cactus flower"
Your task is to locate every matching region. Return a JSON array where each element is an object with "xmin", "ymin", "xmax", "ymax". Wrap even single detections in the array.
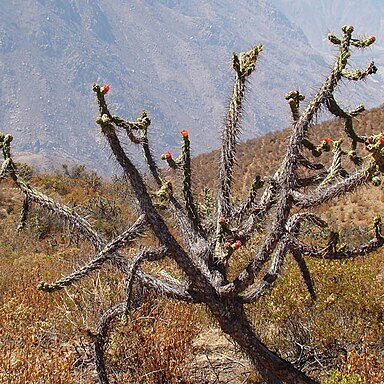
[
  {"xmin": 161, "ymin": 151, "xmax": 172, "ymax": 160},
  {"xmin": 218, "ymin": 217, "xmax": 226, "ymax": 223},
  {"xmin": 234, "ymin": 240, "xmax": 242, "ymax": 249},
  {"xmin": 102, "ymin": 84, "xmax": 110, "ymax": 93},
  {"xmin": 369, "ymin": 35, "xmax": 376, "ymax": 42},
  {"xmin": 379, "ymin": 136, "xmax": 384, "ymax": 145},
  {"xmin": 224, "ymin": 242, "xmax": 231, "ymax": 248},
  {"xmin": 324, "ymin": 137, "xmax": 331, "ymax": 144},
  {"xmin": 288, "ymin": 98, "xmax": 295, "ymax": 106},
  {"xmin": 181, "ymin": 129, "xmax": 189, "ymax": 138}
]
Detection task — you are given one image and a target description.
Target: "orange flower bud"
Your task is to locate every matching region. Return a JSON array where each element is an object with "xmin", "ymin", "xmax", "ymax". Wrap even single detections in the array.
[
  {"xmin": 234, "ymin": 240, "xmax": 242, "ymax": 249},
  {"xmin": 161, "ymin": 151, "xmax": 172, "ymax": 160},
  {"xmin": 101, "ymin": 84, "xmax": 110, "ymax": 94}
]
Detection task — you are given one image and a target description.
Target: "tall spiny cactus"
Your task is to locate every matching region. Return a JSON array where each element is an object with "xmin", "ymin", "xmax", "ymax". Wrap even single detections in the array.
[
  {"xmin": 218, "ymin": 45, "xmax": 263, "ymax": 219},
  {"xmin": 1, "ymin": 27, "xmax": 382, "ymax": 384}
]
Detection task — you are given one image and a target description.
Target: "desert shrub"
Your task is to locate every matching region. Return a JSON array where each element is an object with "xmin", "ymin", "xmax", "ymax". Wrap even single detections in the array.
[
  {"xmin": 102, "ymin": 300, "xmax": 199, "ymax": 383},
  {"xmin": 250, "ymin": 253, "xmax": 384, "ymax": 379},
  {"xmin": 0, "ymin": 253, "xmax": 78, "ymax": 383},
  {"xmin": 14, "ymin": 162, "xmax": 34, "ymax": 180},
  {"xmin": 322, "ymin": 370, "xmax": 360, "ymax": 384},
  {"xmin": 37, "ymin": 173, "xmax": 72, "ymax": 196},
  {"xmin": 62, "ymin": 164, "xmax": 103, "ymax": 193}
]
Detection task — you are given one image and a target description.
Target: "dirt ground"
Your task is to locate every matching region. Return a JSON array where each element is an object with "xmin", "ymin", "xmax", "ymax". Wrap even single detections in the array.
[{"xmin": 190, "ymin": 328, "xmax": 255, "ymax": 383}]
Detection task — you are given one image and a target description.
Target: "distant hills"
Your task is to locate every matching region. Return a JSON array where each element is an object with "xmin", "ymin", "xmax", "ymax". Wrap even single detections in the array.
[{"xmin": 1, "ymin": 0, "xmax": 382, "ymax": 175}]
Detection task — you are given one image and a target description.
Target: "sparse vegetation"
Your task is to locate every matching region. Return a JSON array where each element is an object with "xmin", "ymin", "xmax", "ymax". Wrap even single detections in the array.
[{"xmin": 1, "ymin": 26, "xmax": 384, "ymax": 384}]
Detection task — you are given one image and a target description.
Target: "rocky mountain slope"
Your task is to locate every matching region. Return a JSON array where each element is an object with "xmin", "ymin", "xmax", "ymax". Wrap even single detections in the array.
[{"xmin": 1, "ymin": 0, "xmax": 381, "ymax": 175}]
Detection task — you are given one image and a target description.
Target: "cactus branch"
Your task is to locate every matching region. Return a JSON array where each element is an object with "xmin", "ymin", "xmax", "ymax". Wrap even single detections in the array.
[
  {"xmin": 0, "ymin": 158, "xmax": 10, "ymax": 179},
  {"xmin": 93, "ymin": 292, "xmax": 146, "ymax": 384},
  {"xmin": 219, "ymin": 26, "xmax": 378, "ymax": 298},
  {"xmin": 101, "ymin": 121, "xmax": 216, "ymax": 294},
  {"xmin": 16, "ymin": 196, "xmax": 30, "ymax": 232},
  {"xmin": 93, "ymin": 302, "xmax": 125, "ymax": 384},
  {"xmin": 341, "ymin": 61, "xmax": 377, "ymax": 80},
  {"xmin": 232, "ymin": 175, "xmax": 264, "ymax": 221},
  {"xmin": 123, "ymin": 247, "xmax": 167, "ymax": 316},
  {"xmin": 180, "ymin": 130, "xmax": 202, "ymax": 233},
  {"xmin": 218, "ymin": 45, "xmax": 262, "ymax": 219},
  {"xmin": 8, "ymin": 160, "xmax": 105, "ymax": 248},
  {"xmin": 319, "ymin": 140, "xmax": 346, "ymax": 186},
  {"xmin": 297, "ymin": 154, "xmax": 325, "ymax": 171},
  {"xmin": 293, "ymin": 165, "xmax": 373, "ymax": 209},
  {"xmin": 242, "ymin": 240, "xmax": 288, "ymax": 303},
  {"xmin": 288, "ymin": 216, "xmax": 384, "ymax": 260},
  {"xmin": 291, "ymin": 249, "xmax": 316, "ymax": 300},
  {"xmin": 37, "ymin": 215, "xmax": 147, "ymax": 292},
  {"xmin": 95, "ymin": 88, "xmax": 209, "ymax": 251}
]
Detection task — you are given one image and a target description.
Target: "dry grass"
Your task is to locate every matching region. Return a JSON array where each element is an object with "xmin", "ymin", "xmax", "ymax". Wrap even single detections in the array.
[
  {"xmin": 0, "ymin": 248, "xmax": 78, "ymax": 383},
  {"xmin": 0, "ymin": 170, "xmax": 202, "ymax": 383},
  {"xmin": 2, "ymin": 104, "xmax": 384, "ymax": 383}
]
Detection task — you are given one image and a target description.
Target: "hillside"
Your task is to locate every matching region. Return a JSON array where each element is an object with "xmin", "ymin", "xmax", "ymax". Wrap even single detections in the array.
[{"xmin": 192, "ymin": 105, "xmax": 384, "ymax": 230}]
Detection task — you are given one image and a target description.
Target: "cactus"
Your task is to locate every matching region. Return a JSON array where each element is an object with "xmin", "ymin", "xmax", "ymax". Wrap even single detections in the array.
[{"xmin": 1, "ymin": 27, "xmax": 383, "ymax": 384}]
